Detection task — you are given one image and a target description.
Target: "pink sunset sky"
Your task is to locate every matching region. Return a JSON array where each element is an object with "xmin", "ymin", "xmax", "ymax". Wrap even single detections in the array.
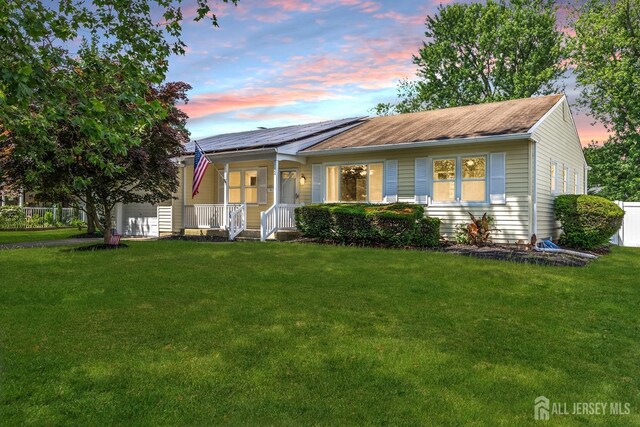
[{"xmin": 166, "ymin": 0, "xmax": 610, "ymax": 146}]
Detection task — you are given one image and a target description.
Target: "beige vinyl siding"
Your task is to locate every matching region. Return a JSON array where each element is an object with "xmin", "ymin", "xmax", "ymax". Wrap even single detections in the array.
[
  {"xmin": 532, "ymin": 98, "xmax": 588, "ymax": 240},
  {"xmin": 300, "ymin": 140, "xmax": 531, "ymax": 243}
]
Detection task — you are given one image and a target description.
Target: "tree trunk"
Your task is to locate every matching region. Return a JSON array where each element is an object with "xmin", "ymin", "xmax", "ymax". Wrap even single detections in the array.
[
  {"xmin": 102, "ymin": 205, "xmax": 112, "ymax": 245},
  {"xmin": 87, "ymin": 209, "xmax": 96, "ymax": 234},
  {"xmin": 85, "ymin": 194, "xmax": 96, "ymax": 234}
]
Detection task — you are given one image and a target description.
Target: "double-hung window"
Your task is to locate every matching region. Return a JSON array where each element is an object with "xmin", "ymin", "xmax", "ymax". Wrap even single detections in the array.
[
  {"xmin": 228, "ymin": 169, "xmax": 259, "ymax": 204},
  {"xmin": 433, "ymin": 159, "xmax": 456, "ymax": 202},
  {"xmin": 325, "ymin": 163, "xmax": 383, "ymax": 202},
  {"xmin": 432, "ymin": 156, "xmax": 486, "ymax": 203},
  {"xmin": 461, "ymin": 157, "xmax": 486, "ymax": 202},
  {"xmin": 550, "ymin": 162, "xmax": 558, "ymax": 194}
]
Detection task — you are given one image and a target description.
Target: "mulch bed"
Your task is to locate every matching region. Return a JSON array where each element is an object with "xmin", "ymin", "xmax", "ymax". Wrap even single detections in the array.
[
  {"xmin": 289, "ymin": 238, "xmax": 597, "ymax": 267},
  {"xmin": 70, "ymin": 232, "xmax": 103, "ymax": 239},
  {"xmin": 160, "ymin": 235, "xmax": 230, "ymax": 243},
  {"xmin": 73, "ymin": 243, "xmax": 129, "ymax": 251},
  {"xmin": 443, "ymin": 244, "xmax": 592, "ymax": 267}
]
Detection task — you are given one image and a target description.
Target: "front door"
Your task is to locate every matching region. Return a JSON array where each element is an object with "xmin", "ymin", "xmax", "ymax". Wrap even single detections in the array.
[{"xmin": 280, "ymin": 170, "xmax": 297, "ymax": 204}]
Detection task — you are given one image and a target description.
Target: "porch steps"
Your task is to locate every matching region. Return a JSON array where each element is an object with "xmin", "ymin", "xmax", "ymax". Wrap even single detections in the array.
[
  {"xmin": 238, "ymin": 229, "xmax": 261, "ymax": 239},
  {"xmin": 235, "ymin": 236, "xmax": 261, "ymax": 242}
]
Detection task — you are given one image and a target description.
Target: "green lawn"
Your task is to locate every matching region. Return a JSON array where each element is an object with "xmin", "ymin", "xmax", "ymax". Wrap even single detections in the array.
[
  {"xmin": 0, "ymin": 241, "xmax": 638, "ymax": 425},
  {"xmin": 0, "ymin": 228, "xmax": 86, "ymax": 244}
]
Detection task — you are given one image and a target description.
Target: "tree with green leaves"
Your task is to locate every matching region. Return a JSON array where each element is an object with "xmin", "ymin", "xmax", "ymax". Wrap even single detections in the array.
[
  {"xmin": 0, "ymin": 0, "xmax": 236, "ymax": 243},
  {"xmin": 571, "ymin": 0, "xmax": 640, "ymax": 200},
  {"xmin": 584, "ymin": 140, "xmax": 640, "ymax": 201},
  {"xmin": 375, "ymin": 0, "xmax": 565, "ymax": 115}
]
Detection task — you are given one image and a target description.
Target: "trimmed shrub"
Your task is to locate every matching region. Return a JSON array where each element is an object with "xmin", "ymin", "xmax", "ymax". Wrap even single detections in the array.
[
  {"xmin": 330, "ymin": 205, "xmax": 376, "ymax": 244},
  {"xmin": 554, "ymin": 195, "xmax": 624, "ymax": 249},
  {"xmin": 294, "ymin": 204, "xmax": 333, "ymax": 239},
  {"xmin": 412, "ymin": 217, "xmax": 441, "ymax": 248},
  {"xmin": 295, "ymin": 203, "xmax": 440, "ymax": 248},
  {"xmin": 370, "ymin": 210, "xmax": 415, "ymax": 246}
]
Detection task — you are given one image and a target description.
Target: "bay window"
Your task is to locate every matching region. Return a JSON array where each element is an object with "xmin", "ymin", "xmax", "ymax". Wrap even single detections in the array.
[
  {"xmin": 432, "ymin": 156, "xmax": 487, "ymax": 203},
  {"xmin": 325, "ymin": 163, "xmax": 383, "ymax": 202}
]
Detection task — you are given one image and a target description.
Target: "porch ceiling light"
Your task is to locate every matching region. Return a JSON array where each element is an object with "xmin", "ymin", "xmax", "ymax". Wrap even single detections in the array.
[{"xmin": 300, "ymin": 174, "xmax": 306, "ymax": 185}]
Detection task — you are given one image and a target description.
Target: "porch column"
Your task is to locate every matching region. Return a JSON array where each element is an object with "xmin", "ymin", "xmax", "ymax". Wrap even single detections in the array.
[
  {"xmin": 273, "ymin": 159, "xmax": 280, "ymax": 206},
  {"xmin": 180, "ymin": 160, "xmax": 186, "ymax": 231},
  {"xmin": 223, "ymin": 162, "xmax": 229, "ymax": 229},
  {"xmin": 18, "ymin": 188, "xmax": 24, "ymax": 207},
  {"xmin": 1, "ymin": 191, "xmax": 5, "ymax": 206}
]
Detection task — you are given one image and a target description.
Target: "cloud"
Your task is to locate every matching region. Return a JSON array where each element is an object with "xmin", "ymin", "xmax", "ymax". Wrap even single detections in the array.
[
  {"xmin": 264, "ymin": 0, "xmax": 381, "ymax": 13},
  {"xmin": 573, "ymin": 114, "xmax": 611, "ymax": 146},
  {"xmin": 373, "ymin": 11, "xmax": 424, "ymax": 26},
  {"xmin": 181, "ymin": 87, "xmax": 347, "ymax": 120},
  {"xmin": 234, "ymin": 111, "xmax": 327, "ymax": 121}
]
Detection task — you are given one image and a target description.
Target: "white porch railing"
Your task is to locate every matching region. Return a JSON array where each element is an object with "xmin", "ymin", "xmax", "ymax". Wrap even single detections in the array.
[
  {"xmin": 260, "ymin": 204, "xmax": 278, "ymax": 242},
  {"xmin": 260, "ymin": 203, "xmax": 301, "ymax": 241},
  {"xmin": 184, "ymin": 204, "xmax": 241, "ymax": 229},
  {"xmin": 277, "ymin": 204, "xmax": 299, "ymax": 230},
  {"xmin": 228, "ymin": 204, "xmax": 246, "ymax": 240}
]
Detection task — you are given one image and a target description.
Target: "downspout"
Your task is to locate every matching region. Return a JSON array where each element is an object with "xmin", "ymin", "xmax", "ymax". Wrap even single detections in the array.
[{"xmin": 531, "ymin": 138, "xmax": 538, "ymax": 238}]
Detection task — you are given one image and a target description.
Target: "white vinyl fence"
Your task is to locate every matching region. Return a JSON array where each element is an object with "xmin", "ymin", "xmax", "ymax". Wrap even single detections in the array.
[
  {"xmin": 611, "ymin": 201, "xmax": 640, "ymax": 247},
  {"xmin": 0, "ymin": 206, "xmax": 85, "ymax": 229}
]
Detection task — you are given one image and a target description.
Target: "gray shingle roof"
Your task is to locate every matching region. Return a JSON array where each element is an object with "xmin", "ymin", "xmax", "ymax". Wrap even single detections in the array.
[
  {"xmin": 184, "ymin": 117, "xmax": 366, "ymax": 154},
  {"xmin": 304, "ymin": 95, "xmax": 563, "ymax": 152}
]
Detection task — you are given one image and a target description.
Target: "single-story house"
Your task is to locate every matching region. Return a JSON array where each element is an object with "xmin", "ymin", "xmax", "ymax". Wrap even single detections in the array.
[{"xmin": 115, "ymin": 94, "xmax": 588, "ymax": 243}]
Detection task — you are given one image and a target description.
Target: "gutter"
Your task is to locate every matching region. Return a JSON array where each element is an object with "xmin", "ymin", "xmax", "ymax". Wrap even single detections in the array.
[
  {"xmin": 180, "ymin": 147, "xmax": 276, "ymax": 160},
  {"xmin": 299, "ymin": 132, "xmax": 532, "ymax": 156}
]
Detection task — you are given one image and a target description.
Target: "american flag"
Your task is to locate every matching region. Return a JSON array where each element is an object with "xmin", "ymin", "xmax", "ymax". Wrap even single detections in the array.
[{"xmin": 192, "ymin": 143, "xmax": 211, "ymax": 198}]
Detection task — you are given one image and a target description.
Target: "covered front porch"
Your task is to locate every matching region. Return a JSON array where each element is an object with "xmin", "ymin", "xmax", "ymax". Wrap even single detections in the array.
[{"xmin": 178, "ymin": 150, "xmax": 306, "ymax": 240}]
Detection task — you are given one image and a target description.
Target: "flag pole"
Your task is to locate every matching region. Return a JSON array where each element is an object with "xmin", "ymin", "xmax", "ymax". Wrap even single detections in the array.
[{"xmin": 195, "ymin": 141, "xmax": 226, "ymax": 185}]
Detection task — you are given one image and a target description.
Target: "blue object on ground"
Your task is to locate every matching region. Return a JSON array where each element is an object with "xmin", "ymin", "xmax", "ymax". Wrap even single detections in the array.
[{"xmin": 538, "ymin": 239, "xmax": 560, "ymax": 249}]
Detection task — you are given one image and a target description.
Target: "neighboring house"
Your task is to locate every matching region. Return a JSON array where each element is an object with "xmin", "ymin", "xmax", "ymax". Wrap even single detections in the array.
[{"xmin": 115, "ymin": 94, "xmax": 588, "ymax": 243}]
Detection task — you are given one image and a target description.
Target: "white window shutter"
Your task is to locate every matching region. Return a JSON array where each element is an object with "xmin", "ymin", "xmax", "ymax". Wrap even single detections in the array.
[
  {"xmin": 312, "ymin": 164, "xmax": 323, "ymax": 203},
  {"xmin": 489, "ymin": 152, "xmax": 506, "ymax": 204},
  {"xmin": 258, "ymin": 167, "xmax": 268, "ymax": 204},
  {"xmin": 384, "ymin": 160, "xmax": 398, "ymax": 202},
  {"xmin": 217, "ymin": 171, "xmax": 224, "ymax": 203},
  {"xmin": 556, "ymin": 163, "xmax": 562, "ymax": 194},
  {"xmin": 414, "ymin": 158, "xmax": 428, "ymax": 203}
]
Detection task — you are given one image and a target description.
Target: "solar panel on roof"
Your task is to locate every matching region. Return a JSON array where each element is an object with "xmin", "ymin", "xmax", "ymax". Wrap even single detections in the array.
[{"xmin": 183, "ymin": 117, "xmax": 365, "ymax": 154}]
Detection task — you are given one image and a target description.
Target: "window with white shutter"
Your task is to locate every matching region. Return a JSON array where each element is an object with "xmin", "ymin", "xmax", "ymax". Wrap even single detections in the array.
[
  {"xmin": 489, "ymin": 152, "xmax": 506, "ymax": 204},
  {"xmin": 384, "ymin": 160, "xmax": 398, "ymax": 202},
  {"xmin": 414, "ymin": 158, "xmax": 428, "ymax": 203},
  {"xmin": 312, "ymin": 164, "xmax": 323, "ymax": 203}
]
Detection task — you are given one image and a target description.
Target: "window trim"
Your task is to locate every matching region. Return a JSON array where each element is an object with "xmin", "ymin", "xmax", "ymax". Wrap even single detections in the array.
[
  {"xmin": 430, "ymin": 154, "xmax": 488, "ymax": 206},
  {"xmin": 432, "ymin": 157, "xmax": 457, "ymax": 204},
  {"xmin": 322, "ymin": 160, "xmax": 385, "ymax": 203},
  {"xmin": 550, "ymin": 161, "xmax": 558, "ymax": 195},
  {"xmin": 228, "ymin": 167, "xmax": 260, "ymax": 205}
]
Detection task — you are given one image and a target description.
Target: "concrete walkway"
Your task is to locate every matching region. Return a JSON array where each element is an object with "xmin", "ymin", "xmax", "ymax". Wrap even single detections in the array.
[{"xmin": 0, "ymin": 237, "xmax": 102, "ymax": 250}]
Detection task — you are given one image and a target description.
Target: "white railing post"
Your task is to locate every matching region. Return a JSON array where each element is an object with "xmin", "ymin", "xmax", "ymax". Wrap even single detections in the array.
[{"xmin": 223, "ymin": 163, "xmax": 229, "ymax": 230}]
